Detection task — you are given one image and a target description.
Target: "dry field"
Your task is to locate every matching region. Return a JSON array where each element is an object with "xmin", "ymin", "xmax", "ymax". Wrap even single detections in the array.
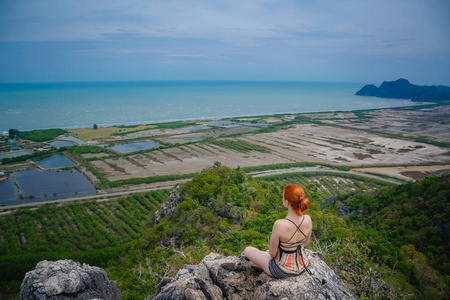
[
  {"xmin": 351, "ymin": 165, "xmax": 450, "ymax": 181},
  {"xmin": 81, "ymin": 153, "xmax": 110, "ymax": 159},
  {"xmin": 316, "ymin": 105, "xmax": 450, "ymax": 144},
  {"xmin": 87, "ymin": 105, "xmax": 450, "ymax": 183}
]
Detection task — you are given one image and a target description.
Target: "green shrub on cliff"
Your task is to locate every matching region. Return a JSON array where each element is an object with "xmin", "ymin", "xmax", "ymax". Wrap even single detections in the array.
[
  {"xmin": 109, "ymin": 165, "xmax": 426, "ymax": 299},
  {"xmin": 327, "ymin": 174, "xmax": 449, "ymax": 298}
]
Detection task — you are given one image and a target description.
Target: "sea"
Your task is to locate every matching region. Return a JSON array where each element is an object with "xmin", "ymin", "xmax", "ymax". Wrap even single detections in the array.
[{"xmin": 0, "ymin": 80, "xmax": 419, "ymax": 132}]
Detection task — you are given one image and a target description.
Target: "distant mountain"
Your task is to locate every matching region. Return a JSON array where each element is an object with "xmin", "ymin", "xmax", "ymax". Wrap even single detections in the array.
[{"xmin": 355, "ymin": 78, "xmax": 450, "ymax": 102}]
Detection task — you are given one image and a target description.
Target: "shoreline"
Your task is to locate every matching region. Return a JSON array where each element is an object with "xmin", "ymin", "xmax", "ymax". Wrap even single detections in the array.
[
  {"xmin": 0, "ymin": 80, "xmax": 431, "ymax": 132},
  {"xmin": 8, "ymin": 101, "xmax": 436, "ymax": 134}
]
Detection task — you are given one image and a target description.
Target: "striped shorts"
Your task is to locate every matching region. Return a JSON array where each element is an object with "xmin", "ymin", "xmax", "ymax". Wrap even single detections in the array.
[{"xmin": 268, "ymin": 258, "xmax": 297, "ymax": 279}]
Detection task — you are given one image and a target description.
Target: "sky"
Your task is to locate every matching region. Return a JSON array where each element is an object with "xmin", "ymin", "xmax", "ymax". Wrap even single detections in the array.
[{"xmin": 0, "ymin": 0, "xmax": 449, "ymax": 85}]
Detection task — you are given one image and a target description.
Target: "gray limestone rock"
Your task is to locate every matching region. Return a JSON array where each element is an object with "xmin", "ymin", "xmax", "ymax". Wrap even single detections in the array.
[
  {"xmin": 146, "ymin": 250, "xmax": 355, "ymax": 300},
  {"xmin": 20, "ymin": 259, "xmax": 121, "ymax": 300},
  {"xmin": 155, "ymin": 185, "xmax": 183, "ymax": 223}
]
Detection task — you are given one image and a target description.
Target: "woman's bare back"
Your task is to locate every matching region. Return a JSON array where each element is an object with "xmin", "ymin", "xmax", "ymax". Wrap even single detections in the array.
[{"xmin": 276, "ymin": 215, "xmax": 312, "ymax": 249}]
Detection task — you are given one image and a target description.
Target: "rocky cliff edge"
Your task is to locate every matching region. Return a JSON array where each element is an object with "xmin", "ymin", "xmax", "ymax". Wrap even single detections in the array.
[{"xmin": 146, "ymin": 250, "xmax": 355, "ymax": 300}]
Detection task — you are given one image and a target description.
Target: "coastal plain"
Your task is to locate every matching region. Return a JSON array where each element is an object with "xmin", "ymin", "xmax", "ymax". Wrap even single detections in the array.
[
  {"xmin": 1, "ymin": 104, "xmax": 449, "ymax": 199},
  {"xmin": 71, "ymin": 105, "xmax": 450, "ymax": 191}
]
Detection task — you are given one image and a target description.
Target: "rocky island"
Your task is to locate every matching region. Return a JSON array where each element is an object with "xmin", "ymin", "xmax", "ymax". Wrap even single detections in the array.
[{"xmin": 355, "ymin": 78, "xmax": 450, "ymax": 102}]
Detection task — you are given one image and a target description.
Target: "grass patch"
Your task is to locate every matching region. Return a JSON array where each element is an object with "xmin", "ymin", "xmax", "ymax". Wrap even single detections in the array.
[
  {"xmin": 367, "ymin": 148, "xmax": 383, "ymax": 154},
  {"xmin": 148, "ymin": 121, "xmax": 198, "ymax": 130},
  {"xmin": 117, "ymin": 125, "xmax": 140, "ymax": 129},
  {"xmin": 242, "ymin": 162, "xmax": 353, "ymax": 173},
  {"xmin": 352, "ymin": 110, "xmax": 372, "ymax": 119},
  {"xmin": 80, "ymin": 121, "xmax": 200, "ymax": 138},
  {"xmin": 107, "ymin": 173, "xmax": 198, "ymax": 187},
  {"xmin": 68, "ymin": 125, "xmax": 157, "ymax": 140}
]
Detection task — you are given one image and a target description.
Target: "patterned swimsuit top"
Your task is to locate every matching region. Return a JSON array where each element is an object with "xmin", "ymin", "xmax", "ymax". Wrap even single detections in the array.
[
  {"xmin": 274, "ymin": 216, "xmax": 309, "ymax": 275},
  {"xmin": 279, "ymin": 216, "xmax": 307, "ymax": 251}
]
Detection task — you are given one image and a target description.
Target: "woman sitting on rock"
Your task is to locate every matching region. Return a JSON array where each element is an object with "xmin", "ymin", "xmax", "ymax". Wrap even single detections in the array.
[{"xmin": 244, "ymin": 184, "xmax": 312, "ymax": 278}]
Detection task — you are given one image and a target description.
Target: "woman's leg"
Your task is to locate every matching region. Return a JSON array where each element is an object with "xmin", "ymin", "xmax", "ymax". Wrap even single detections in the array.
[{"xmin": 244, "ymin": 246, "xmax": 273, "ymax": 276}]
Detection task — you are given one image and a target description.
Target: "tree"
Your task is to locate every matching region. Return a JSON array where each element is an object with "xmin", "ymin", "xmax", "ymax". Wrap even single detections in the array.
[
  {"xmin": 93, "ymin": 124, "xmax": 98, "ymax": 130},
  {"xmin": 8, "ymin": 128, "xmax": 19, "ymax": 139}
]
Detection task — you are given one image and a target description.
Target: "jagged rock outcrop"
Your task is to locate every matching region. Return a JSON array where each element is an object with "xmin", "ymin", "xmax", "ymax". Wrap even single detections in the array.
[
  {"xmin": 146, "ymin": 250, "xmax": 355, "ymax": 300},
  {"xmin": 20, "ymin": 259, "xmax": 121, "ymax": 300},
  {"xmin": 155, "ymin": 185, "xmax": 183, "ymax": 223}
]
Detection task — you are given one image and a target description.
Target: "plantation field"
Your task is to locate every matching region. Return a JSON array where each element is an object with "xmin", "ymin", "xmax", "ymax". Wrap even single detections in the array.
[
  {"xmin": 0, "ymin": 190, "xmax": 168, "ymax": 256},
  {"xmin": 0, "ymin": 190, "xmax": 169, "ymax": 284}
]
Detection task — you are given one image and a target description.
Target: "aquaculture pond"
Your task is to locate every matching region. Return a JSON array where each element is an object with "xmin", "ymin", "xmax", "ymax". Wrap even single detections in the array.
[
  {"xmin": 49, "ymin": 140, "xmax": 77, "ymax": 148},
  {"xmin": 32, "ymin": 154, "xmax": 76, "ymax": 169},
  {"xmin": 58, "ymin": 135, "xmax": 86, "ymax": 145},
  {"xmin": 239, "ymin": 122, "xmax": 271, "ymax": 127},
  {"xmin": 106, "ymin": 140, "xmax": 163, "ymax": 154},
  {"xmin": 203, "ymin": 120, "xmax": 236, "ymax": 127},
  {"xmin": 49, "ymin": 136, "xmax": 86, "ymax": 149},
  {"xmin": 0, "ymin": 168, "xmax": 96, "ymax": 205},
  {"xmin": 170, "ymin": 125, "xmax": 210, "ymax": 132}
]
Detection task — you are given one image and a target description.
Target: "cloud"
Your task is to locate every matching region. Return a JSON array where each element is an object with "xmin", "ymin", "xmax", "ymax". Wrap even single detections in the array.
[
  {"xmin": 0, "ymin": 0, "xmax": 449, "ymax": 83},
  {"xmin": 1, "ymin": 0, "xmax": 448, "ymax": 53}
]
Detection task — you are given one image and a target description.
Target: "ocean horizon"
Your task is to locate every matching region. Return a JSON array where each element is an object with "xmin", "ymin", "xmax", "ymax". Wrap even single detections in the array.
[{"xmin": 0, "ymin": 80, "xmax": 420, "ymax": 132}]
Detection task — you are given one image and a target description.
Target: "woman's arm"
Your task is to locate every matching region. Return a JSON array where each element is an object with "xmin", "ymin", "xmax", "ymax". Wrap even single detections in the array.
[
  {"xmin": 268, "ymin": 221, "xmax": 281, "ymax": 257},
  {"xmin": 303, "ymin": 215, "xmax": 312, "ymax": 246}
]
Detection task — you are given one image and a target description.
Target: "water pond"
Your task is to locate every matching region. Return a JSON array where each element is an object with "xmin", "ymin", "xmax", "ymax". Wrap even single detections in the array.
[
  {"xmin": 203, "ymin": 120, "xmax": 236, "ymax": 127},
  {"xmin": 106, "ymin": 140, "xmax": 163, "ymax": 154},
  {"xmin": 50, "ymin": 135, "xmax": 86, "ymax": 148},
  {"xmin": 0, "ymin": 168, "xmax": 96, "ymax": 205},
  {"xmin": 170, "ymin": 125, "xmax": 210, "ymax": 132},
  {"xmin": 32, "ymin": 154, "xmax": 76, "ymax": 169},
  {"xmin": 49, "ymin": 140, "xmax": 77, "ymax": 148},
  {"xmin": 57, "ymin": 135, "xmax": 86, "ymax": 145},
  {"xmin": 239, "ymin": 122, "xmax": 271, "ymax": 127}
]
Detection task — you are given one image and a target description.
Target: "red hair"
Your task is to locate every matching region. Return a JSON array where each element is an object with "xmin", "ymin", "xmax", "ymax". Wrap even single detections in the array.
[{"xmin": 283, "ymin": 184, "xmax": 310, "ymax": 216}]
